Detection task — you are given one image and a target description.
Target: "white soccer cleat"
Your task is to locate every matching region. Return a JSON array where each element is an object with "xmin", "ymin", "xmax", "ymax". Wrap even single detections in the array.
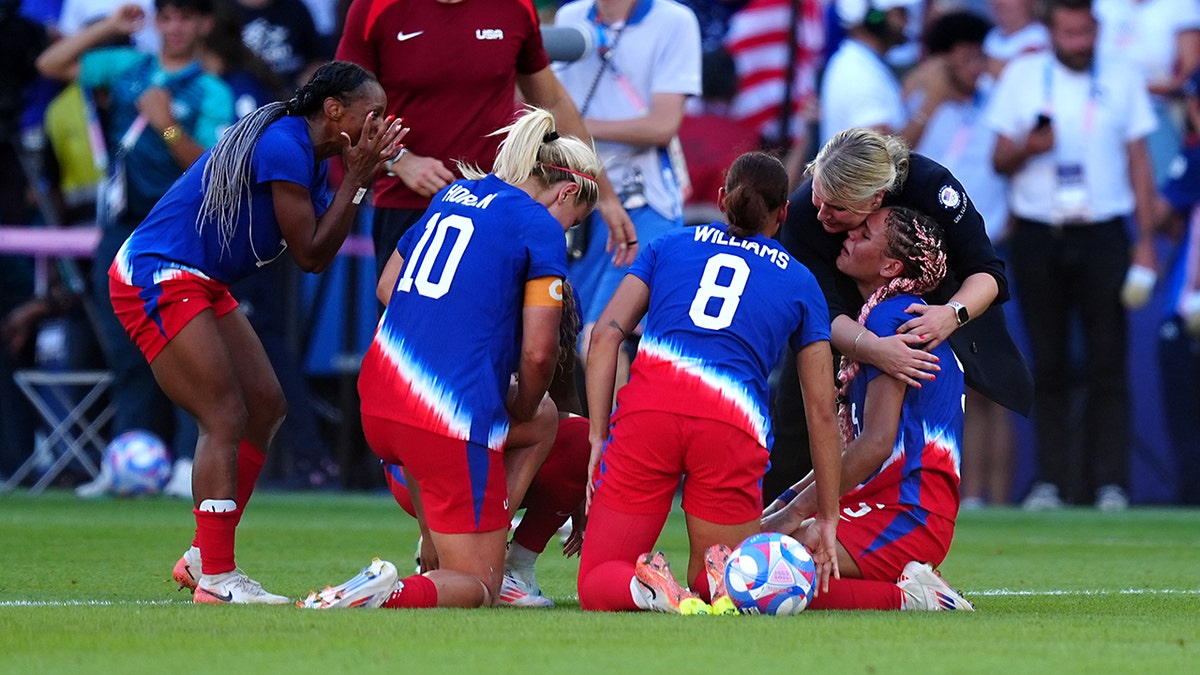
[
  {"xmin": 74, "ymin": 462, "xmax": 114, "ymax": 499},
  {"xmin": 896, "ymin": 561, "xmax": 975, "ymax": 611},
  {"xmin": 299, "ymin": 558, "xmax": 399, "ymax": 609},
  {"xmin": 172, "ymin": 546, "xmax": 202, "ymax": 591},
  {"xmin": 193, "ymin": 569, "xmax": 291, "ymax": 605},
  {"xmin": 633, "ymin": 552, "xmax": 707, "ymax": 614},
  {"xmin": 497, "ymin": 574, "xmax": 554, "ymax": 608}
]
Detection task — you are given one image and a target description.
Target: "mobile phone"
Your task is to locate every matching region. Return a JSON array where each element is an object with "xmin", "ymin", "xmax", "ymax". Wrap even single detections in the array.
[{"xmin": 1034, "ymin": 113, "xmax": 1052, "ymax": 130}]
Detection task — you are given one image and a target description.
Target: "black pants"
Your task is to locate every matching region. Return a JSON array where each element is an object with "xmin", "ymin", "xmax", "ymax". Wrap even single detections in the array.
[
  {"xmin": 1010, "ymin": 217, "xmax": 1130, "ymax": 500},
  {"xmin": 764, "ymin": 349, "xmax": 815, "ymax": 505}
]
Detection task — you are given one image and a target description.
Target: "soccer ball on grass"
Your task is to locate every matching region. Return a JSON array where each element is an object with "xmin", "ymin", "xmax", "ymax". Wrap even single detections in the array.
[{"xmin": 725, "ymin": 532, "xmax": 816, "ymax": 615}]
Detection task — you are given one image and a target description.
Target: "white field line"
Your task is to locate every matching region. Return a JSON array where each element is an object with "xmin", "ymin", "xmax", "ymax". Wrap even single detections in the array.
[{"xmin": 1, "ymin": 588, "xmax": 1198, "ymax": 606}]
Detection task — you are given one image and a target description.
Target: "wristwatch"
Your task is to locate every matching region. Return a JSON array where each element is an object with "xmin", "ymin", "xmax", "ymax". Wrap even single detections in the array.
[{"xmin": 948, "ymin": 301, "xmax": 970, "ymax": 327}]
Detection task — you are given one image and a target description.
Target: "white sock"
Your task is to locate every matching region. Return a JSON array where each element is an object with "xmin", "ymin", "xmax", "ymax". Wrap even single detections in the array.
[{"xmin": 198, "ymin": 499, "xmax": 237, "ymax": 513}]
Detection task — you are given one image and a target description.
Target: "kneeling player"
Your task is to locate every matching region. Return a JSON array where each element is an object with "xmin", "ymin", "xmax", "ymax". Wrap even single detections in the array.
[{"xmin": 762, "ymin": 206, "xmax": 974, "ymax": 611}]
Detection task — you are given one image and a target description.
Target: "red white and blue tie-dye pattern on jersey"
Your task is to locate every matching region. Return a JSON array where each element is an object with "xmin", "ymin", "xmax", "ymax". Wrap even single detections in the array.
[
  {"xmin": 112, "ymin": 116, "xmax": 331, "ymax": 288},
  {"xmin": 358, "ymin": 175, "xmax": 567, "ymax": 450},
  {"xmin": 842, "ymin": 295, "xmax": 964, "ymax": 552},
  {"xmin": 611, "ymin": 222, "xmax": 830, "ymax": 448}
]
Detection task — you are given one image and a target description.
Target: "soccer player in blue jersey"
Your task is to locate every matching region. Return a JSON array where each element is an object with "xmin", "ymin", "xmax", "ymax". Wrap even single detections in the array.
[
  {"xmin": 576, "ymin": 152, "xmax": 843, "ymax": 614},
  {"xmin": 762, "ymin": 206, "xmax": 975, "ymax": 611},
  {"xmin": 108, "ymin": 61, "xmax": 406, "ymax": 604},
  {"xmin": 304, "ymin": 107, "xmax": 603, "ymax": 610}
]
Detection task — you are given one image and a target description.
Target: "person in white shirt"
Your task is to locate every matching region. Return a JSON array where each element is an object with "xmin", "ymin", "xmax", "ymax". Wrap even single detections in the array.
[
  {"xmin": 1095, "ymin": 0, "xmax": 1200, "ymax": 183},
  {"xmin": 819, "ymin": 0, "xmax": 910, "ymax": 145},
  {"xmin": 983, "ymin": 0, "xmax": 1051, "ymax": 77},
  {"xmin": 986, "ymin": 0, "xmax": 1158, "ymax": 511},
  {"xmin": 58, "ymin": 0, "xmax": 159, "ymax": 52}
]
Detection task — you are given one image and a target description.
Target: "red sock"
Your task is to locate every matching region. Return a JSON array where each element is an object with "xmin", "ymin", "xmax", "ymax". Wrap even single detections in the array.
[
  {"xmin": 194, "ymin": 508, "xmax": 238, "ymax": 575},
  {"xmin": 806, "ymin": 577, "xmax": 903, "ymax": 610},
  {"xmin": 579, "ymin": 560, "xmax": 641, "ymax": 611},
  {"xmin": 690, "ymin": 569, "xmax": 713, "ymax": 603},
  {"xmin": 382, "ymin": 574, "xmax": 438, "ymax": 608},
  {"xmin": 512, "ymin": 417, "xmax": 589, "ymax": 553},
  {"xmin": 233, "ymin": 440, "xmax": 265, "ymax": 526}
]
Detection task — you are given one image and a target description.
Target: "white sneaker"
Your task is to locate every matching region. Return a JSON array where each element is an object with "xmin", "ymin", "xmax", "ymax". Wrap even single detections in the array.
[
  {"xmin": 194, "ymin": 569, "xmax": 291, "ymax": 605},
  {"xmin": 299, "ymin": 558, "xmax": 399, "ymax": 609},
  {"xmin": 1022, "ymin": 482, "xmax": 1064, "ymax": 511},
  {"xmin": 896, "ymin": 561, "xmax": 975, "ymax": 611},
  {"xmin": 74, "ymin": 462, "xmax": 114, "ymax": 499},
  {"xmin": 1095, "ymin": 484, "xmax": 1129, "ymax": 512},
  {"xmin": 497, "ymin": 574, "xmax": 554, "ymax": 608},
  {"xmin": 172, "ymin": 546, "xmax": 201, "ymax": 590},
  {"xmin": 163, "ymin": 459, "xmax": 193, "ymax": 500}
]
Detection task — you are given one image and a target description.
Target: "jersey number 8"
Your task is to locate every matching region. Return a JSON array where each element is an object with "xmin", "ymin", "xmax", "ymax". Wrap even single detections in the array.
[{"xmin": 689, "ymin": 253, "xmax": 750, "ymax": 330}]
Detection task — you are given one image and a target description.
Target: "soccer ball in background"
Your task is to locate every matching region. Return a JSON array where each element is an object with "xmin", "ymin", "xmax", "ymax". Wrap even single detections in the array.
[
  {"xmin": 725, "ymin": 532, "xmax": 817, "ymax": 615},
  {"xmin": 103, "ymin": 430, "xmax": 172, "ymax": 496}
]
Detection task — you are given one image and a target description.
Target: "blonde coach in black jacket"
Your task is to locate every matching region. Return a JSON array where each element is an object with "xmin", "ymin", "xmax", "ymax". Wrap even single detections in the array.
[{"xmin": 766, "ymin": 129, "xmax": 1032, "ymax": 504}]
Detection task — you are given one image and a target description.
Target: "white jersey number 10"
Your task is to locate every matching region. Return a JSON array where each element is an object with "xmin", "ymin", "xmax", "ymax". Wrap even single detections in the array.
[{"xmin": 396, "ymin": 213, "xmax": 474, "ymax": 299}]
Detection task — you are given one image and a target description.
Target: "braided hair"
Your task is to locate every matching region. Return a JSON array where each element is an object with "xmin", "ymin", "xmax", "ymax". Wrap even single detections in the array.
[
  {"xmin": 836, "ymin": 206, "xmax": 948, "ymax": 442},
  {"xmin": 196, "ymin": 61, "xmax": 378, "ymax": 257}
]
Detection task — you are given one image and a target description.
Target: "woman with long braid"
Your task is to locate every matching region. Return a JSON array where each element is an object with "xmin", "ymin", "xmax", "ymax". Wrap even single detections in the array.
[
  {"xmin": 109, "ymin": 61, "xmax": 406, "ymax": 604},
  {"xmin": 762, "ymin": 205, "xmax": 976, "ymax": 612}
]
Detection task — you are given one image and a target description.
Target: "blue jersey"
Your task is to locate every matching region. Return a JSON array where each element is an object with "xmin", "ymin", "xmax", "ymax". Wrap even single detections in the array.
[
  {"xmin": 359, "ymin": 175, "xmax": 568, "ymax": 450},
  {"xmin": 113, "ymin": 116, "xmax": 331, "ymax": 287},
  {"xmin": 614, "ymin": 222, "xmax": 830, "ymax": 447},
  {"xmin": 844, "ymin": 295, "xmax": 964, "ymax": 519}
]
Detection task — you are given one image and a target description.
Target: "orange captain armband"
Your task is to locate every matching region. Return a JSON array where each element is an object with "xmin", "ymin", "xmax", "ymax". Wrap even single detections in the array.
[{"xmin": 525, "ymin": 276, "xmax": 564, "ymax": 307}]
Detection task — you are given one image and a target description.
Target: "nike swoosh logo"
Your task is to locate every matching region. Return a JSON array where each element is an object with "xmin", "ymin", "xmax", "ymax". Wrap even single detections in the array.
[
  {"xmin": 199, "ymin": 587, "xmax": 233, "ymax": 602},
  {"xmin": 397, "ymin": 31, "xmax": 424, "ymax": 42},
  {"xmin": 637, "ymin": 578, "xmax": 657, "ymax": 601}
]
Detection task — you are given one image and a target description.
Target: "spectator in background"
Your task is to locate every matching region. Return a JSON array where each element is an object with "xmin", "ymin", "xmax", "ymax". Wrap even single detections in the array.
[
  {"xmin": 1095, "ymin": 0, "xmax": 1200, "ymax": 185},
  {"xmin": 336, "ymin": 0, "xmax": 636, "ymax": 288},
  {"xmin": 905, "ymin": 9, "xmax": 1016, "ymax": 508},
  {"xmin": 36, "ymin": 0, "xmax": 234, "ymax": 494},
  {"xmin": 233, "ymin": 0, "xmax": 325, "ymax": 90},
  {"xmin": 678, "ymin": 0, "xmax": 748, "ymax": 53},
  {"xmin": 552, "ymin": 0, "xmax": 702, "ymax": 356},
  {"xmin": 983, "ymin": 0, "xmax": 1050, "ymax": 77},
  {"xmin": 59, "ymin": 0, "xmax": 160, "ymax": 52},
  {"xmin": 820, "ymin": 0, "xmax": 911, "ymax": 145},
  {"xmin": 0, "ymin": 0, "xmax": 49, "ymax": 482},
  {"xmin": 987, "ymin": 0, "xmax": 1158, "ymax": 510}
]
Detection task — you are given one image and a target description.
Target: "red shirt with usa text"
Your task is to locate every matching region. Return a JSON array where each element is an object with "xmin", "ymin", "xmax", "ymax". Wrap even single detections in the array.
[{"xmin": 337, "ymin": 0, "xmax": 548, "ymax": 210}]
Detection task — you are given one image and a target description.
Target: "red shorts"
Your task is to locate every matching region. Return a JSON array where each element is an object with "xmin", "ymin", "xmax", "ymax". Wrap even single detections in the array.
[
  {"xmin": 109, "ymin": 266, "xmax": 238, "ymax": 363},
  {"xmin": 836, "ymin": 501, "xmax": 956, "ymax": 581},
  {"xmin": 591, "ymin": 410, "xmax": 769, "ymax": 525},
  {"xmin": 362, "ymin": 414, "xmax": 508, "ymax": 534}
]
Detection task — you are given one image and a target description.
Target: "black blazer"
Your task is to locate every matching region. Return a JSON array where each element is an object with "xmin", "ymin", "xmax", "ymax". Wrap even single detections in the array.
[{"xmin": 781, "ymin": 153, "xmax": 1033, "ymax": 415}]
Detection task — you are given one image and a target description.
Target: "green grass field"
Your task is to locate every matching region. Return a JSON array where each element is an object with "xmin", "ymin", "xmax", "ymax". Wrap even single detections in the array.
[{"xmin": 1, "ymin": 492, "xmax": 1197, "ymax": 674}]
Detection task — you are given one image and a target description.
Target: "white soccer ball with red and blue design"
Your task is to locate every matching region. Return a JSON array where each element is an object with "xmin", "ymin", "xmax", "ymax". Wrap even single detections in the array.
[
  {"xmin": 725, "ymin": 532, "xmax": 816, "ymax": 615},
  {"xmin": 104, "ymin": 430, "xmax": 172, "ymax": 496}
]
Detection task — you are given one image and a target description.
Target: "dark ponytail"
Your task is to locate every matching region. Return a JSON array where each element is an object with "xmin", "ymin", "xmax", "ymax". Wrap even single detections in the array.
[{"xmin": 723, "ymin": 151, "xmax": 788, "ymax": 238}]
